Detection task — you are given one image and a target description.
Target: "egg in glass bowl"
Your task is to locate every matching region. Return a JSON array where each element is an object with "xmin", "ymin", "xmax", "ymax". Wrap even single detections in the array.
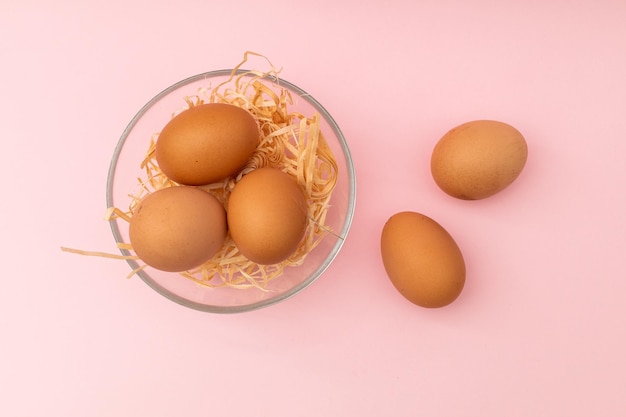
[{"xmin": 106, "ymin": 57, "xmax": 356, "ymax": 313}]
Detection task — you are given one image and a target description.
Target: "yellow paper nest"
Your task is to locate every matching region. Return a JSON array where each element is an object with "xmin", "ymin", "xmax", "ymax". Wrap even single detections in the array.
[{"xmin": 69, "ymin": 52, "xmax": 339, "ymax": 290}]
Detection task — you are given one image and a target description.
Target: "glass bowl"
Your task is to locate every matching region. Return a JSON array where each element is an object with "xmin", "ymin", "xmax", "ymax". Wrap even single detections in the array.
[{"xmin": 106, "ymin": 69, "xmax": 356, "ymax": 313}]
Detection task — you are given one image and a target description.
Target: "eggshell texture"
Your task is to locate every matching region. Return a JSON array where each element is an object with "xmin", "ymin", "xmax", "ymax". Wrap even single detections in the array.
[
  {"xmin": 227, "ymin": 167, "xmax": 308, "ymax": 265},
  {"xmin": 380, "ymin": 211, "xmax": 466, "ymax": 308},
  {"xmin": 155, "ymin": 103, "xmax": 259, "ymax": 185},
  {"xmin": 430, "ymin": 120, "xmax": 528, "ymax": 200},
  {"xmin": 129, "ymin": 186, "xmax": 227, "ymax": 272}
]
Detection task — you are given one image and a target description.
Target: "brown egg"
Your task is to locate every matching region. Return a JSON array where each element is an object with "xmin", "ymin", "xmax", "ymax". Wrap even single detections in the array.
[
  {"xmin": 227, "ymin": 167, "xmax": 308, "ymax": 265},
  {"xmin": 129, "ymin": 186, "xmax": 227, "ymax": 272},
  {"xmin": 431, "ymin": 120, "xmax": 528, "ymax": 200},
  {"xmin": 380, "ymin": 211, "xmax": 465, "ymax": 308},
  {"xmin": 155, "ymin": 103, "xmax": 259, "ymax": 185}
]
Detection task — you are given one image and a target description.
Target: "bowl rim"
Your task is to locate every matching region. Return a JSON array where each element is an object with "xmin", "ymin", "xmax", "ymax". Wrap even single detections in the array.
[{"xmin": 106, "ymin": 68, "xmax": 356, "ymax": 313}]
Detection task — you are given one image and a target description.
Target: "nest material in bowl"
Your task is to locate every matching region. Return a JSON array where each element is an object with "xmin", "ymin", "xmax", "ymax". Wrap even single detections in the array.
[{"xmin": 65, "ymin": 52, "xmax": 340, "ymax": 291}]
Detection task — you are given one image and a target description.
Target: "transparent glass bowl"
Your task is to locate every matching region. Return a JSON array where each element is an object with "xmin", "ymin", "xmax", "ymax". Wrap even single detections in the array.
[{"xmin": 106, "ymin": 69, "xmax": 356, "ymax": 313}]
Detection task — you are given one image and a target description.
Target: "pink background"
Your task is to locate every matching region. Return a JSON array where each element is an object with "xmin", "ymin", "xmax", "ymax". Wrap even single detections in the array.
[{"xmin": 3, "ymin": 0, "xmax": 625, "ymax": 415}]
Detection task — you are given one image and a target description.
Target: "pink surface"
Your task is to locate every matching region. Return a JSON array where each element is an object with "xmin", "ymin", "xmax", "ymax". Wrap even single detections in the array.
[{"xmin": 2, "ymin": 1, "xmax": 625, "ymax": 415}]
